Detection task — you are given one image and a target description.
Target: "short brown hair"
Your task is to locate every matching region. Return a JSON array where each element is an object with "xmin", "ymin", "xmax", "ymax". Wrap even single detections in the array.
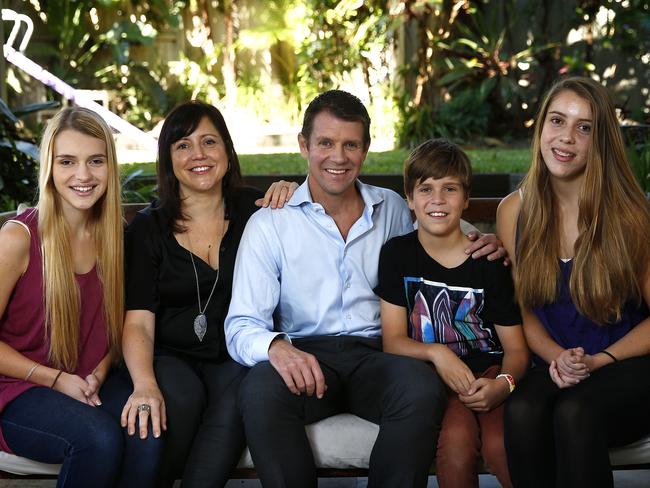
[
  {"xmin": 403, "ymin": 138, "xmax": 472, "ymax": 198},
  {"xmin": 301, "ymin": 90, "xmax": 371, "ymax": 149}
]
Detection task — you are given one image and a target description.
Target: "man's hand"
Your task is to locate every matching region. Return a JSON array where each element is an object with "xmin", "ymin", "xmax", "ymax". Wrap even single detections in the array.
[
  {"xmin": 268, "ymin": 338, "xmax": 327, "ymax": 398},
  {"xmin": 430, "ymin": 345, "xmax": 476, "ymax": 394},
  {"xmin": 459, "ymin": 377, "xmax": 510, "ymax": 412},
  {"xmin": 465, "ymin": 231, "xmax": 509, "ymax": 265}
]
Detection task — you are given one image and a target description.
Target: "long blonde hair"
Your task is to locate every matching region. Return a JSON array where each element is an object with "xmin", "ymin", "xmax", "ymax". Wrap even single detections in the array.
[
  {"xmin": 516, "ymin": 77, "xmax": 650, "ymax": 324},
  {"xmin": 37, "ymin": 107, "xmax": 123, "ymax": 370}
]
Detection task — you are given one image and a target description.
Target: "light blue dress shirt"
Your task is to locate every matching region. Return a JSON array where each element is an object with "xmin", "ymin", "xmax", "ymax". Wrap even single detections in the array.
[{"xmin": 225, "ymin": 178, "xmax": 414, "ymax": 367}]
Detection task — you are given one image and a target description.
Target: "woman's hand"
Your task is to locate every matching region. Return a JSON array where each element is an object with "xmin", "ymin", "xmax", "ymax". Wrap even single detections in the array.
[
  {"xmin": 582, "ymin": 352, "xmax": 616, "ymax": 374},
  {"xmin": 53, "ymin": 372, "xmax": 95, "ymax": 405},
  {"xmin": 84, "ymin": 372, "xmax": 103, "ymax": 406},
  {"xmin": 459, "ymin": 377, "xmax": 510, "ymax": 412},
  {"xmin": 121, "ymin": 382, "xmax": 166, "ymax": 439},
  {"xmin": 554, "ymin": 347, "xmax": 589, "ymax": 380},
  {"xmin": 549, "ymin": 360, "xmax": 581, "ymax": 388},
  {"xmin": 83, "ymin": 353, "xmax": 111, "ymax": 406},
  {"xmin": 255, "ymin": 180, "xmax": 299, "ymax": 209},
  {"xmin": 430, "ymin": 345, "xmax": 476, "ymax": 394}
]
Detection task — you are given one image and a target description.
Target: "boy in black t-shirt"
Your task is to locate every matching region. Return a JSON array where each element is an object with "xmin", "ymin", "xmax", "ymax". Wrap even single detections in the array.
[{"xmin": 375, "ymin": 139, "xmax": 529, "ymax": 488}]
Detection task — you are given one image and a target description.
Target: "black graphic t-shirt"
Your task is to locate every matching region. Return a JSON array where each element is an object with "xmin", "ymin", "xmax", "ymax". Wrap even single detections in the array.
[{"xmin": 375, "ymin": 231, "xmax": 521, "ymax": 371}]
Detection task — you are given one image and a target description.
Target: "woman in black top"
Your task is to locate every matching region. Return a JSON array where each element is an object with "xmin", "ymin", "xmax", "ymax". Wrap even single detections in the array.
[{"xmin": 121, "ymin": 101, "xmax": 295, "ymax": 487}]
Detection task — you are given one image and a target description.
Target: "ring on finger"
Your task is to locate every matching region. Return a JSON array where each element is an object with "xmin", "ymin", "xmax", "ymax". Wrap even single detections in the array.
[{"xmin": 137, "ymin": 403, "xmax": 151, "ymax": 414}]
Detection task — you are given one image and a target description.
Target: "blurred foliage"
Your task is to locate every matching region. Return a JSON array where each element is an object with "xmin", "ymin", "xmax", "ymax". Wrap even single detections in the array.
[
  {"xmin": 398, "ymin": 88, "xmax": 491, "ymax": 146},
  {"xmin": 297, "ymin": 1, "xmax": 392, "ymax": 91},
  {"xmin": 120, "ymin": 167, "xmax": 158, "ymax": 203},
  {"xmin": 0, "ymin": 98, "xmax": 59, "ymax": 211},
  {"xmin": 623, "ymin": 127, "xmax": 650, "ymax": 194},
  {"xmin": 377, "ymin": 0, "xmax": 648, "ymax": 146},
  {"xmin": 628, "ymin": 140, "xmax": 650, "ymax": 194},
  {"xmin": 22, "ymin": 0, "xmax": 184, "ymax": 127},
  {"xmin": 5, "ymin": 0, "xmax": 650, "ymax": 150}
]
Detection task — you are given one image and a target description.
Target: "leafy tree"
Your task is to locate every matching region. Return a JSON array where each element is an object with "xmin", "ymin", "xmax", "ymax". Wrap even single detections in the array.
[
  {"xmin": 0, "ymin": 99, "xmax": 59, "ymax": 211},
  {"xmin": 17, "ymin": 0, "xmax": 182, "ymax": 127}
]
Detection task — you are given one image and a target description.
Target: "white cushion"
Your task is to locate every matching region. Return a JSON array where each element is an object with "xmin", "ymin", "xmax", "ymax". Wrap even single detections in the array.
[
  {"xmin": 0, "ymin": 450, "xmax": 60, "ymax": 475},
  {"xmin": 2, "ymin": 413, "xmax": 649, "ymax": 475},
  {"xmin": 237, "ymin": 413, "xmax": 379, "ymax": 469},
  {"xmin": 610, "ymin": 435, "xmax": 650, "ymax": 466}
]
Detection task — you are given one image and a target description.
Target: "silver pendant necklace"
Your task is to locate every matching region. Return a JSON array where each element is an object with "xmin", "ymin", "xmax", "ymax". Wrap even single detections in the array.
[{"xmin": 187, "ymin": 205, "xmax": 225, "ymax": 342}]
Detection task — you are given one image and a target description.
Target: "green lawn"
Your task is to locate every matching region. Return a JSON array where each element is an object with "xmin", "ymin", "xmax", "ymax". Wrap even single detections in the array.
[{"xmin": 121, "ymin": 148, "xmax": 532, "ymax": 178}]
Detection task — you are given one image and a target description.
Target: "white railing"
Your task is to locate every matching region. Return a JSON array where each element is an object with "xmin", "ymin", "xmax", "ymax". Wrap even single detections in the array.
[{"xmin": 1, "ymin": 8, "xmax": 157, "ymax": 154}]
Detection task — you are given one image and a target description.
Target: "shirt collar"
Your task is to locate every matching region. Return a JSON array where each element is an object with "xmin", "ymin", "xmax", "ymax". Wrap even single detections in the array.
[{"xmin": 288, "ymin": 176, "xmax": 385, "ymax": 209}]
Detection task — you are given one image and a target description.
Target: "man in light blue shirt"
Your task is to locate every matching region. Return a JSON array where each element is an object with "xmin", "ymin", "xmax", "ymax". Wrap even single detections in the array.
[
  {"xmin": 225, "ymin": 177, "xmax": 413, "ymax": 365},
  {"xmin": 225, "ymin": 90, "xmax": 502, "ymax": 488}
]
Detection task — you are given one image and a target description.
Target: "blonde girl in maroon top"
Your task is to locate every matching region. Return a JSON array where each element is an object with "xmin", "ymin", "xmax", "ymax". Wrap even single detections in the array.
[{"xmin": 0, "ymin": 107, "xmax": 162, "ymax": 487}]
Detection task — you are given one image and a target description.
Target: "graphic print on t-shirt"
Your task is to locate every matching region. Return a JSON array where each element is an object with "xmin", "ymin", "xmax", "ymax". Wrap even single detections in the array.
[{"xmin": 405, "ymin": 277, "xmax": 497, "ymax": 357}]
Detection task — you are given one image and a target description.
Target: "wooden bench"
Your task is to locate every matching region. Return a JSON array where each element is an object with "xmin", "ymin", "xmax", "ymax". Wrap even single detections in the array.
[{"xmin": 1, "ymin": 196, "xmax": 649, "ymax": 480}]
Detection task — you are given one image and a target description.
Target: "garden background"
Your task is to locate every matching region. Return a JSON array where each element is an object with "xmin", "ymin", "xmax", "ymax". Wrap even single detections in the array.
[{"xmin": 0, "ymin": 0, "xmax": 648, "ymax": 211}]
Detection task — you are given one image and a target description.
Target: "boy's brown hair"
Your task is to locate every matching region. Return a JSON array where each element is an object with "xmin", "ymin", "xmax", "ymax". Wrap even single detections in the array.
[{"xmin": 403, "ymin": 138, "xmax": 472, "ymax": 198}]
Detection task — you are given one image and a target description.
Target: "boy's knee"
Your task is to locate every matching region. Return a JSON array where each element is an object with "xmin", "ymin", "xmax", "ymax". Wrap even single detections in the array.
[
  {"xmin": 438, "ymin": 427, "xmax": 479, "ymax": 463},
  {"xmin": 480, "ymin": 434, "xmax": 507, "ymax": 469}
]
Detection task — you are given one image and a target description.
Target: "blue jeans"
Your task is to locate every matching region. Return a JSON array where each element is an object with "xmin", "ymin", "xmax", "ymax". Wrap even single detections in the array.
[{"xmin": 0, "ymin": 366, "xmax": 163, "ymax": 488}]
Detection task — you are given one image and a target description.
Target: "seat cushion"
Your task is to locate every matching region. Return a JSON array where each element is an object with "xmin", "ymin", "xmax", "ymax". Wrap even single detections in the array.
[
  {"xmin": 237, "ymin": 413, "xmax": 379, "ymax": 469},
  {"xmin": 0, "ymin": 450, "xmax": 60, "ymax": 475},
  {"xmin": 2, "ymin": 413, "xmax": 649, "ymax": 475},
  {"xmin": 610, "ymin": 435, "xmax": 650, "ymax": 466}
]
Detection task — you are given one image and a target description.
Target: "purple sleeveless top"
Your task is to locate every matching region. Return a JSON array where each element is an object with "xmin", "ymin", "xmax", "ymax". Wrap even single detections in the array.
[
  {"xmin": 532, "ymin": 259, "xmax": 649, "ymax": 366},
  {"xmin": 0, "ymin": 209, "xmax": 109, "ymax": 453}
]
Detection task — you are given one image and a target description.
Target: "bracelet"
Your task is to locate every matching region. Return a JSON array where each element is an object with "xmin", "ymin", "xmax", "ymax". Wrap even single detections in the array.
[
  {"xmin": 601, "ymin": 350, "xmax": 618, "ymax": 362},
  {"xmin": 496, "ymin": 373, "xmax": 516, "ymax": 393},
  {"xmin": 51, "ymin": 370, "xmax": 63, "ymax": 388},
  {"xmin": 24, "ymin": 363, "xmax": 39, "ymax": 382}
]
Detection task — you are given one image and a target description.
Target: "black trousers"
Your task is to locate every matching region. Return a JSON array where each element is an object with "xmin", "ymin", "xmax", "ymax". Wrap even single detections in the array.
[
  {"xmin": 238, "ymin": 336, "xmax": 446, "ymax": 488},
  {"xmin": 504, "ymin": 354, "xmax": 650, "ymax": 488},
  {"xmin": 153, "ymin": 353, "xmax": 248, "ymax": 488}
]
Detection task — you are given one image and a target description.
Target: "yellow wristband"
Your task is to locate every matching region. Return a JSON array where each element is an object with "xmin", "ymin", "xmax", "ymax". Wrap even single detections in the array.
[{"xmin": 497, "ymin": 373, "xmax": 515, "ymax": 393}]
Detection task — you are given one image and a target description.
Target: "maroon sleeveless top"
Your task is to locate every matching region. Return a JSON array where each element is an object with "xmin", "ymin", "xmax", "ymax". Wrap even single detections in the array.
[{"xmin": 0, "ymin": 209, "xmax": 109, "ymax": 452}]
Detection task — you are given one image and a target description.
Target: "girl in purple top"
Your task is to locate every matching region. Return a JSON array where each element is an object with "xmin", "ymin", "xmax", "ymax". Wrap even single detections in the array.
[
  {"xmin": 0, "ymin": 107, "xmax": 162, "ymax": 487},
  {"xmin": 497, "ymin": 77, "xmax": 650, "ymax": 488}
]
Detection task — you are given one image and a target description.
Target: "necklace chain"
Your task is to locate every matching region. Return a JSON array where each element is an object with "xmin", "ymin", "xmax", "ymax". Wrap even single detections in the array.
[
  {"xmin": 186, "ymin": 203, "xmax": 226, "ymax": 340},
  {"xmin": 189, "ymin": 251, "xmax": 220, "ymax": 315}
]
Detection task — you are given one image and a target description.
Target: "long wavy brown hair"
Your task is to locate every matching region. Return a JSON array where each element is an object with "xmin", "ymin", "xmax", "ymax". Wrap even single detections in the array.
[
  {"xmin": 38, "ymin": 107, "xmax": 123, "ymax": 370},
  {"xmin": 516, "ymin": 77, "xmax": 650, "ymax": 324}
]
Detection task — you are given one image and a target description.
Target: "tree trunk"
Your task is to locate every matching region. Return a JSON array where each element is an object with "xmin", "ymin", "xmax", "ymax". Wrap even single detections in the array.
[{"xmin": 221, "ymin": 0, "xmax": 238, "ymax": 110}]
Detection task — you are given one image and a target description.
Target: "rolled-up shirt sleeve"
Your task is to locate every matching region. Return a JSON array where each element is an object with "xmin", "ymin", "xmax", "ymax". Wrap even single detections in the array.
[{"xmin": 225, "ymin": 209, "xmax": 288, "ymax": 366}]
